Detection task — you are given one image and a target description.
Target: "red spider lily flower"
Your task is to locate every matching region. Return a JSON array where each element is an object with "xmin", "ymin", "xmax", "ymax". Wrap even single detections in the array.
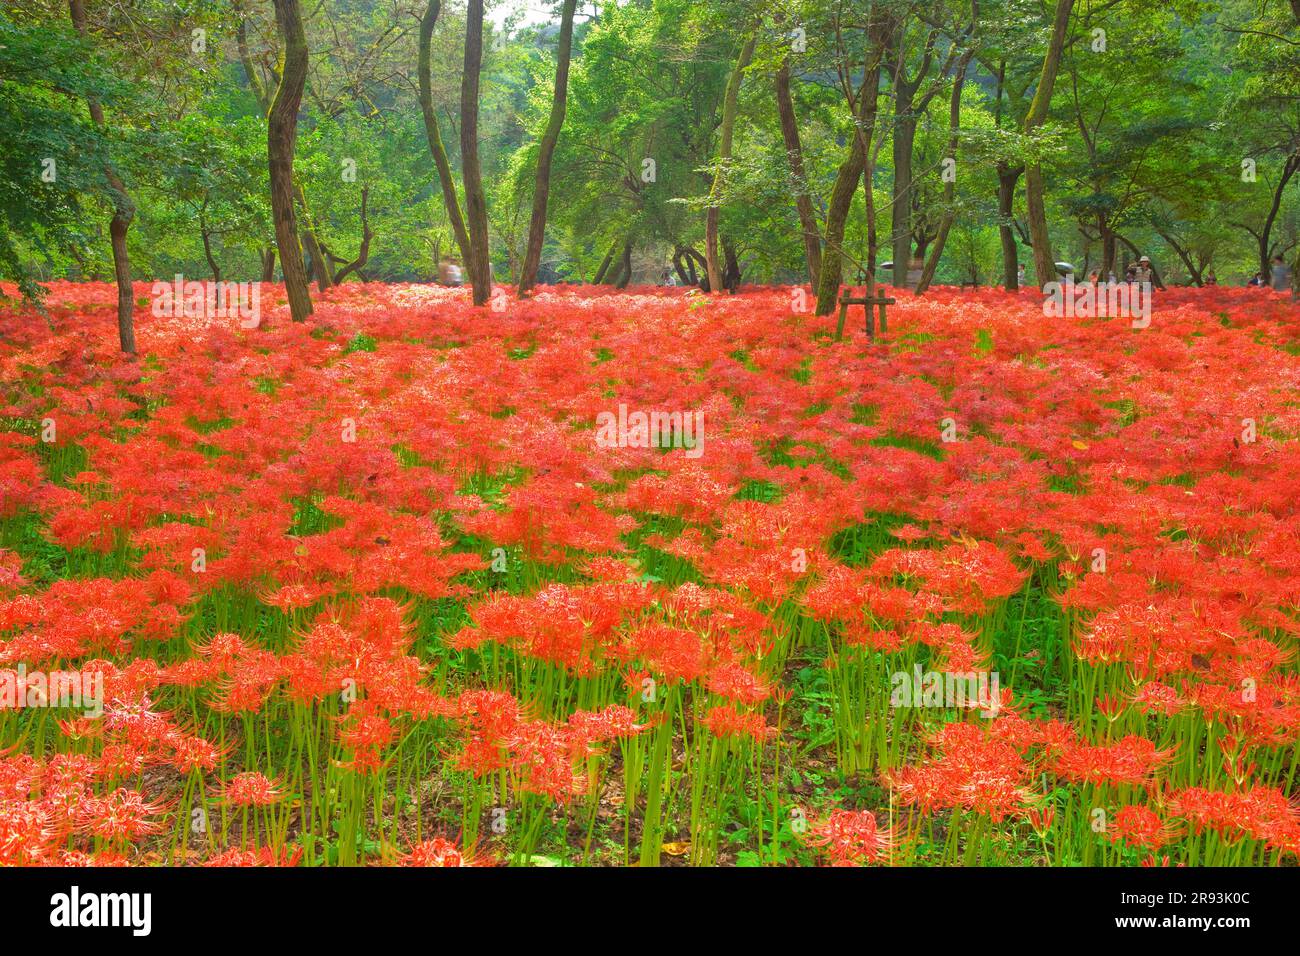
[
  {"xmin": 1027, "ymin": 805, "xmax": 1056, "ymax": 836},
  {"xmin": 706, "ymin": 663, "xmax": 770, "ymax": 705},
  {"xmin": 1052, "ymin": 735, "xmax": 1173, "ymax": 787},
  {"xmin": 203, "ymin": 846, "xmax": 304, "ymax": 867},
  {"xmin": 701, "ymin": 704, "xmax": 771, "ymax": 742},
  {"xmin": 566, "ymin": 705, "xmax": 645, "ymax": 746},
  {"xmin": 75, "ymin": 788, "xmax": 165, "ymax": 842},
  {"xmin": 1131, "ymin": 682, "xmax": 1183, "ymax": 717},
  {"xmin": 0, "ymin": 800, "xmax": 54, "ymax": 865},
  {"xmin": 261, "ymin": 581, "xmax": 330, "ymax": 611},
  {"xmin": 224, "ymin": 772, "xmax": 287, "ymax": 807},
  {"xmin": 1108, "ymin": 805, "xmax": 1181, "ymax": 850},
  {"xmin": 400, "ymin": 838, "xmax": 475, "ymax": 867},
  {"xmin": 805, "ymin": 809, "xmax": 898, "ymax": 866},
  {"xmin": 336, "ymin": 704, "xmax": 396, "ymax": 774}
]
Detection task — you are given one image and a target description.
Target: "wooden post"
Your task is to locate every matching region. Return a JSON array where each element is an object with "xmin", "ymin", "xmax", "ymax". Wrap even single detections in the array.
[{"xmin": 834, "ymin": 293, "xmax": 895, "ymax": 341}]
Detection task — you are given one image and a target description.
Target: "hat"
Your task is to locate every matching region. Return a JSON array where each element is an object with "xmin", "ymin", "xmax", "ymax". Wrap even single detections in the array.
[{"xmin": 1139, "ymin": 256, "xmax": 1150, "ymax": 263}]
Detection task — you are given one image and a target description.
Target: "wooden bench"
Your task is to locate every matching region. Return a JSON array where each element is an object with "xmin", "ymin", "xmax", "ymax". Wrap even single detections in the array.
[{"xmin": 835, "ymin": 292, "xmax": 895, "ymax": 341}]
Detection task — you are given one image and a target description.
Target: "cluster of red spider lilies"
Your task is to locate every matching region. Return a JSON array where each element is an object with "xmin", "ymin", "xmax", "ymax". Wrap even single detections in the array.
[{"xmin": 0, "ymin": 279, "xmax": 1297, "ymax": 866}]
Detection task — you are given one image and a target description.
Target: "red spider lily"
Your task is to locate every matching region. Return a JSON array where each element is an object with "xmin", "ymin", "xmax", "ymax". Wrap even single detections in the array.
[
  {"xmin": 400, "ymin": 838, "xmax": 476, "ymax": 867},
  {"xmin": 224, "ymin": 772, "xmax": 287, "ymax": 807},
  {"xmin": 805, "ymin": 809, "xmax": 898, "ymax": 866},
  {"xmin": 566, "ymin": 705, "xmax": 645, "ymax": 747},
  {"xmin": 1052, "ymin": 736, "xmax": 1173, "ymax": 787},
  {"xmin": 701, "ymin": 704, "xmax": 770, "ymax": 742},
  {"xmin": 706, "ymin": 663, "xmax": 770, "ymax": 705},
  {"xmin": 1108, "ymin": 805, "xmax": 1182, "ymax": 850},
  {"xmin": 75, "ymin": 789, "xmax": 165, "ymax": 842},
  {"xmin": 203, "ymin": 846, "xmax": 304, "ymax": 867},
  {"xmin": 886, "ymin": 723, "xmax": 1035, "ymax": 823},
  {"xmin": 3, "ymin": 281, "xmax": 1300, "ymax": 867}
]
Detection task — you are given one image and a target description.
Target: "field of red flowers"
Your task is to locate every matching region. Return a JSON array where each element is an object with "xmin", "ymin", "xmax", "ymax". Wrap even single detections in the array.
[{"xmin": 2, "ymin": 281, "xmax": 1299, "ymax": 867}]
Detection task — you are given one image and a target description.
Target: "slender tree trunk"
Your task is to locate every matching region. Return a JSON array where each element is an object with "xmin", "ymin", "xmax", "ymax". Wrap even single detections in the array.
[
  {"xmin": 240, "ymin": 0, "xmax": 324, "ymax": 303},
  {"xmin": 297, "ymin": 184, "xmax": 333, "ymax": 291},
  {"xmin": 774, "ymin": 62, "xmax": 821, "ymax": 287},
  {"xmin": 1023, "ymin": 0, "xmax": 1074, "ymax": 290},
  {"xmin": 591, "ymin": 239, "xmax": 619, "ymax": 284},
  {"xmin": 267, "ymin": 0, "xmax": 313, "ymax": 321},
  {"xmin": 200, "ymin": 211, "xmax": 222, "ymax": 282},
  {"xmin": 332, "ymin": 186, "xmax": 373, "ymax": 283},
  {"xmin": 705, "ymin": 32, "xmax": 757, "ymax": 294},
  {"xmin": 460, "ymin": 0, "xmax": 492, "ymax": 305},
  {"xmin": 261, "ymin": 247, "xmax": 277, "ymax": 283},
  {"xmin": 1100, "ymin": 215, "xmax": 1117, "ymax": 278},
  {"xmin": 864, "ymin": 162, "xmax": 879, "ymax": 300},
  {"xmin": 685, "ymin": 248, "xmax": 708, "ymax": 291},
  {"xmin": 916, "ymin": 48, "xmax": 974, "ymax": 295},
  {"xmin": 1259, "ymin": 152, "xmax": 1299, "ymax": 277},
  {"xmin": 672, "ymin": 250, "xmax": 691, "ymax": 285},
  {"xmin": 1157, "ymin": 228, "xmax": 1202, "ymax": 285},
  {"xmin": 68, "ymin": 0, "xmax": 136, "ymax": 354},
  {"xmin": 996, "ymin": 163, "xmax": 1022, "ymax": 289},
  {"xmin": 420, "ymin": 0, "xmax": 473, "ymax": 270},
  {"xmin": 518, "ymin": 0, "xmax": 578, "ymax": 296},
  {"xmin": 815, "ymin": 54, "xmax": 884, "ymax": 316},
  {"xmin": 722, "ymin": 235, "xmax": 741, "ymax": 292},
  {"xmin": 614, "ymin": 238, "xmax": 633, "ymax": 288},
  {"xmin": 890, "ymin": 115, "xmax": 918, "ymax": 288}
]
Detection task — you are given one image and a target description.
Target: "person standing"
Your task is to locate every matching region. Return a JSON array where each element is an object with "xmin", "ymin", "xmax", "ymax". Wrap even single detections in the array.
[
  {"xmin": 1133, "ymin": 255, "xmax": 1154, "ymax": 286},
  {"xmin": 1271, "ymin": 255, "xmax": 1292, "ymax": 292},
  {"xmin": 439, "ymin": 258, "xmax": 463, "ymax": 287}
]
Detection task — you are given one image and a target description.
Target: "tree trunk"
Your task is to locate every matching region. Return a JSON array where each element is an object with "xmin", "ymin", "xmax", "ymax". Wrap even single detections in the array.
[
  {"xmin": 591, "ymin": 239, "xmax": 619, "ymax": 284},
  {"xmin": 614, "ymin": 238, "xmax": 633, "ymax": 288},
  {"xmin": 332, "ymin": 186, "xmax": 374, "ymax": 283},
  {"xmin": 267, "ymin": 0, "xmax": 313, "ymax": 322},
  {"xmin": 684, "ymin": 248, "xmax": 709, "ymax": 291},
  {"xmin": 890, "ymin": 114, "xmax": 918, "ymax": 289},
  {"xmin": 1156, "ymin": 228, "xmax": 1202, "ymax": 285},
  {"xmin": 996, "ymin": 163, "xmax": 1022, "ymax": 289},
  {"xmin": 774, "ymin": 62, "xmax": 821, "ymax": 288},
  {"xmin": 296, "ymin": 185, "xmax": 333, "ymax": 292},
  {"xmin": 864, "ymin": 159, "xmax": 880, "ymax": 299},
  {"xmin": 1259, "ymin": 151, "xmax": 1299, "ymax": 277},
  {"xmin": 672, "ymin": 249, "xmax": 691, "ymax": 285},
  {"xmin": 68, "ymin": 0, "xmax": 136, "ymax": 354},
  {"xmin": 200, "ymin": 210, "xmax": 222, "ymax": 282},
  {"xmin": 814, "ymin": 54, "xmax": 884, "ymax": 316},
  {"xmin": 518, "ymin": 0, "xmax": 578, "ymax": 296},
  {"xmin": 460, "ymin": 0, "xmax": 492, "ymax": 305},
  {"xmin": 1023, "ymin": 0, "xmax": 1074, "ymax": 290},
  {"xmin": 420, "ymin": 0, "xmax": 474, "ymax": 275},
  {"xmin": 705, "ymin": 32, "xmax": 757, "ymax": 295},
  {"xmin": 916, "ymin": 46, "xmax": 974, "ymax": 296},
  {"xmin": 722, "ymin": 235, "xmax": 741, "ymax": 292},
  {"xmin": 261, "ymin": 247, "xmax": 277, "ymax": 283},
  {"xmin": 1100, "ymin": 216, "xmax": 1117, "ymax": 278}
]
